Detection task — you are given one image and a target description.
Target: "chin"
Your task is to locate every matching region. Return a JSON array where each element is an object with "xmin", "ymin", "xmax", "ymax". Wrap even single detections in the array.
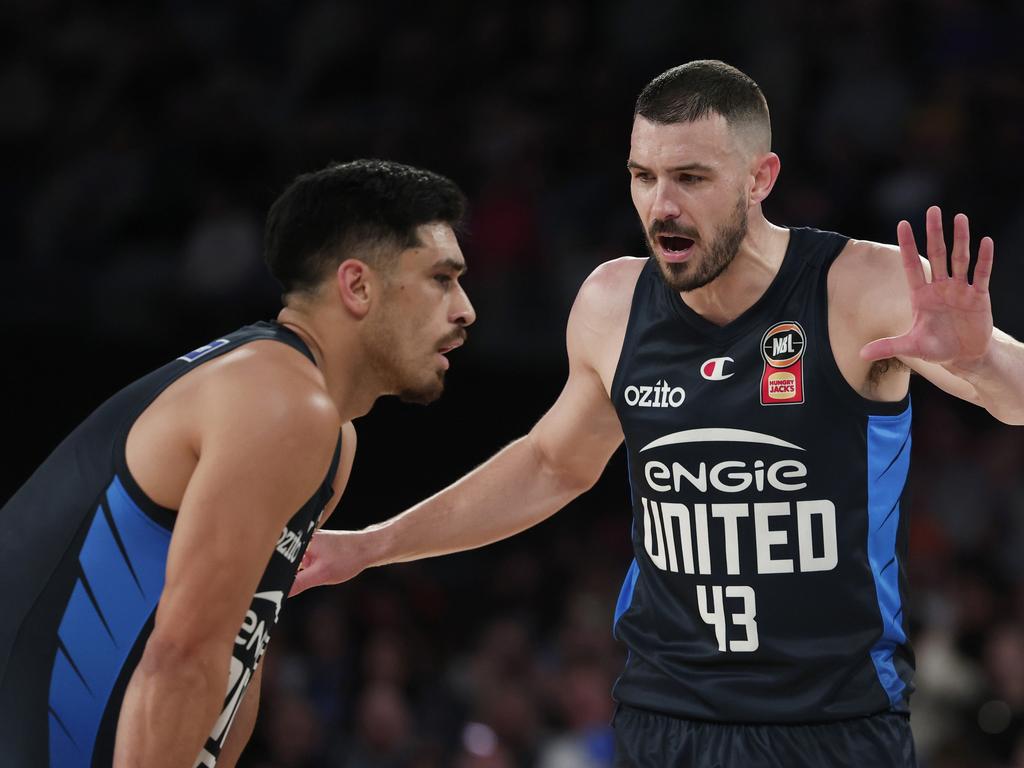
[{"xmin": 396, "ymin": 371, "xmax": 446, "ymax": 405}]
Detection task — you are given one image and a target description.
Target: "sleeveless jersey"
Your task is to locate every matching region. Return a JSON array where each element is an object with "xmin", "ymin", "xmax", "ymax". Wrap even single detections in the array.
[
  {"xmin": 610, "ymin": 228, "xmax": 914, "ymax": 723},
  {"xmin": 0, "ymin": 321, "xmax": 341, "ymax": 767}
]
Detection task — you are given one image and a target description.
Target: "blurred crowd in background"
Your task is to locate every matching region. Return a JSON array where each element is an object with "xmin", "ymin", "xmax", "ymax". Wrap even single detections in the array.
[{"xmin": 4, "ymin": 1, "xmax": 1024, "ymax": 766}]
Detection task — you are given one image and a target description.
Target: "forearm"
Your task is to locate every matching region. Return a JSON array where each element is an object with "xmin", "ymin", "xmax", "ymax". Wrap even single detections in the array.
[
  {"xmin": 948, "ymin": 331, "xmax": 1024, "ymax": 425},
  {"xmin": 113, "ymin": 636, "xmax": 231, "ymax": 767},
  {"xmin": 365, "ymin": 433, "xmax": 592, "ymax": 566},
  {"xmin": 216, "ymin": 663, "xmax": 262, "ymax": 768}
]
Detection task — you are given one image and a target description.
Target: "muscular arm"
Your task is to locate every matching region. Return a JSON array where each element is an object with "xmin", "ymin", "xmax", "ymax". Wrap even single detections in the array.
[
  {"xmin": 370, "ymin": 353, "xmax": 622, "ymax": 566},
  {"xmin": 215, "ymin": 663, "xmax": 263, "ymax": 768},
  {"xmin": 291, "ymin": 260, "xmax": 640, "ymax": 593},
  {"xmin": 851, "ymin": 209, "xmax": 1024, "ymax": 424},
  {"xmin": 113, "ymin": 362, "xmax": 339, "ymax": 768}
]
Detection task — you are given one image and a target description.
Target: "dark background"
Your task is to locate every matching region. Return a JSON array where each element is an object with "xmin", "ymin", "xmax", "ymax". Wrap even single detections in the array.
[{"xmin": 4, "ymin": 1, "xmax": 1024, "ymax": 766}]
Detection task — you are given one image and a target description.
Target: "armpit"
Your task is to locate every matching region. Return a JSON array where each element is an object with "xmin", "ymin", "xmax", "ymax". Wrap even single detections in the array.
[{"xmin": 867, "ymin": 357, "xmax": 910, "ymax": 389}]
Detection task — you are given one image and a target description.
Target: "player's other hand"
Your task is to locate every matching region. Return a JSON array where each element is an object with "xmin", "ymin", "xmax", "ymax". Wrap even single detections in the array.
[
  {"xmin": 290, "ymin": 530, "xmax": 371, "ymax": 596},
  {"xmin": 860, "ymin": 206, "xmax": 994, "ymax": 369}
]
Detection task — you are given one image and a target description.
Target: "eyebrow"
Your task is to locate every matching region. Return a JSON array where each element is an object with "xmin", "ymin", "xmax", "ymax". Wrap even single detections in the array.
[
  {"xmin": 626, "ymin": 160, "xmax": 715, "ymax": 174},
  {"xmin": 433, "ymin": 257, "xmax": 467, "ymax": 275}
]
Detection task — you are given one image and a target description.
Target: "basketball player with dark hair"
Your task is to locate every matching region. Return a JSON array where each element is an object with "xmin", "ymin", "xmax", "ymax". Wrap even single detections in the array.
[
  {"xmin": 0, "ymin": 159, "xmax": 475, "ymax": 768},
  {"xmin": 295, "ymin": 62, "xmax": 1024, "ymax": 766}
]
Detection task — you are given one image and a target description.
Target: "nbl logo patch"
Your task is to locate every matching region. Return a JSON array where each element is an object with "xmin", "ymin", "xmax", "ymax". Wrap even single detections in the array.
[{"xmin": 760, "ymin": 322, "xmax": 805, "ymax": 405}]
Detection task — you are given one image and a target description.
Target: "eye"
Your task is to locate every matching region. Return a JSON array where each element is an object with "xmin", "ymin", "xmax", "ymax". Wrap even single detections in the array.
[
  {"xmin": 434, "ymin": 274, "xmax": 453, "ymax": 287},
  {"xmin": 633, "ymin": 172, "xmax": 654, "ymax": 183},
  {"xmin": 679, "ymin": 173, "xmax": 702, "ymax": 184}
]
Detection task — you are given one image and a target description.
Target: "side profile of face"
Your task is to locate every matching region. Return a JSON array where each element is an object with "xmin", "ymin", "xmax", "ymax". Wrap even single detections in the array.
[
  {"xmin": 364, "ymin": 223, "xmax": 476, "ymax": 404},
  {"xmin": 628, "ymin": 114, "xmax": 757, "ymax": 293}
]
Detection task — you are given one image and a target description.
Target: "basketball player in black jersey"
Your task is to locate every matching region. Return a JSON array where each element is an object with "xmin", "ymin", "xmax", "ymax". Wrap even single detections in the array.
[
  {"xmin": 0, "ymin": 159, "xmax": 475, "ymax": 768},
  {"xmin": 294, "ymin": 64, "xmax": 1024, "ymax": 766}
]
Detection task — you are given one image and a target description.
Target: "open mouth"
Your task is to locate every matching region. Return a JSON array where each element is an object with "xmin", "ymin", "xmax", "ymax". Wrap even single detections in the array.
[
  {"xmin": 438, "ymin": 340, "xmax": 463, "ymax": 355},
  {"xmin": 657, "ymin": 235, "xmax": 696, "ymax": 261}
]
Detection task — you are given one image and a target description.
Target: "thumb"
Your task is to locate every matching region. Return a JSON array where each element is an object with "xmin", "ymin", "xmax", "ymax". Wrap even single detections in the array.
[
  {"xmin": 860, "ymin": 335, "xmax": 910, "ymax": 362},
  {"xmin": 290, "ymin": 559, "xmax": 326, "ymax": 597}
]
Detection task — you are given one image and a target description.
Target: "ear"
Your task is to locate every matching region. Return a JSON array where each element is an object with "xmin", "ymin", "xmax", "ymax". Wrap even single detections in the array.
[
  {"xmin": 336, "ymin": 259, "xmax": 374, "ymax": 318},
  {"xmin": 749, "ymin": 152, "xmax": 781, "ymax": 205}
]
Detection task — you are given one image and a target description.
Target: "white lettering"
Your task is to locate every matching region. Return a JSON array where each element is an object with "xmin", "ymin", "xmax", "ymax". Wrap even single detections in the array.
[
  {"xmin": 642, "ymin": 498, "xmax": 667, "ymax": 571},
  {"xmin": 712, "ymin": 504, "xmax": 748, "ymax": 576},
  {"xmin": 797, "ymin": 500, "xmax": 838, "ymax": 572},
  {"xmin": 710, "ymin": 461, "xmax": 752, "ymax": 493},
  {"xmin": 767, "ymin": 460, "xmax": 808, "ymax": 491},
  {"xmin": 624, "ymin": 383, "xmax": 685, "ymax": 408},
  {"xmin": 645, "ymin": 461, "xmax": 671, "ymax": 493},
  {"xmin": 694, "ymin": 504, "xmax": 711, "ymax": 575},
  {"xmin": 646, "ymin": 459, "xmax": 809, "ymax": 494},
  {"xmin": 638, "ymin": 497, "xmax": 838, "ymax": 577},
  {"xmin": 754, "ymin": 502, "xmax": 794, "ymax": 574},
  {"xmin": 662, "ymin": 502, "xmax": 692, "ymax": 574}
]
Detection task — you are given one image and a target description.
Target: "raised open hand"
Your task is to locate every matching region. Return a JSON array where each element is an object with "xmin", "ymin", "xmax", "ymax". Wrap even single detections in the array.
[{"xmin": 861, "ymin": 206, "xmax": 994, "ymax": 367}]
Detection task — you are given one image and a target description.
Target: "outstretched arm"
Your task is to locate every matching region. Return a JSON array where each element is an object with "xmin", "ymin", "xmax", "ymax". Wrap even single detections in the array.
[
  {"xmin": 861, "ymin": 206, "xmax": 1024, "ymax": 425},
  {"xmin": 291, "ymin": 262, "xmax": 634, "ymax": 594}
]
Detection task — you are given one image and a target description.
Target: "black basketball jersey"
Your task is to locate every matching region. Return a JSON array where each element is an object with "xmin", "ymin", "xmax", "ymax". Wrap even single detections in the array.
[
  {"xmin": 610, "ymin": 228, "xmax": 913, "ymax": 723},
  {"xmin": 0, "ymin": 322, "xmax": 341, "ymax": 768}
]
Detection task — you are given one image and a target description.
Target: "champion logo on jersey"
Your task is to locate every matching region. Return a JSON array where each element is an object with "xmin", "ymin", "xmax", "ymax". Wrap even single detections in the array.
[
  {"xmin": 760, "ymin": 322, "xmax": 805, "ymax": 406},
  {"xmin": 624, "ymin": 380, "xmax": 686, "ymax": 408},
  {"xmin": 701, "ymin": 357, "xmax": 734, "ymax": 381}
]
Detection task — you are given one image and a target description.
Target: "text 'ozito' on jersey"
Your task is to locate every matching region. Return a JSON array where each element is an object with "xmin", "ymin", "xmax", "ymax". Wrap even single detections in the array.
[{"xmin": 610, "ymin": 228, "xmax": 913, "ymax": 723}]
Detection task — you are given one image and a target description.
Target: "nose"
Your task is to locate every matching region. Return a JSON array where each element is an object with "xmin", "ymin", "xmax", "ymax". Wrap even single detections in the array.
[
  {"xmin": 452, "ymin": 283, "xmax": 476, "ymax": 327},
  {"xmin": 651, "ymin": 182, "xmax": 682, "ymax": 222}
]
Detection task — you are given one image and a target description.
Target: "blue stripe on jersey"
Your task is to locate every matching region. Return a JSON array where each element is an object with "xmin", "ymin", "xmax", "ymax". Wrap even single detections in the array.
[
  {"xmin": 614, "ymin": 455, "xmax": 640, "ymax": 638},
  {"xmin": 866, "ymin": 405, "xmax": 912, "ymax": 708},
  {"xmin": 48, "ymin": 476, "xmax": 171, "ymax": 767},
  {"xmin": 614, "ymin": 559, "xmax": 640, "ymax": 637}
]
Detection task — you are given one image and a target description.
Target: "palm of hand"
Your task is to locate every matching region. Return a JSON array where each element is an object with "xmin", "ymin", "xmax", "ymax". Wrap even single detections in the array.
[
  {"xmin": 862, "ymin": 207, "xmax": 994, "ymax": 367},
  {"xmin": 904, "ymin": 275, "xmax": 993, "ymax": 364}
]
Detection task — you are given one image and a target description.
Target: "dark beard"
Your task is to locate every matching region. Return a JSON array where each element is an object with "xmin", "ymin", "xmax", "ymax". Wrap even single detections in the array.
[
  {"xmin": 645, "ymin": 196, "xmax": 748, "ymax": 292},
  {"xmin": 397, "ymin": 370, "xmax": 445, "ymax": 405}
]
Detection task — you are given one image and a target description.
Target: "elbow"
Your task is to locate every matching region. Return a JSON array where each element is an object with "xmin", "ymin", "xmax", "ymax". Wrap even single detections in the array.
[
  {"xmin": 138, "ymin": 628, "xmax": 232, "ymax": 685},
  {"xmin": 525, "ymin": 433, "xmax": 601, "ymax": 499}
]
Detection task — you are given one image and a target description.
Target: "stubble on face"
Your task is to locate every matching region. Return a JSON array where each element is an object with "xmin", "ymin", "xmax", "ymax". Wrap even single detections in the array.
[
  {"xmin": 645, "ymin": 193, "xmax": 749, "ymax": 293},
  {"xmin": 363, "ymin": 297, "xmax": 448, "ymax": 406}
]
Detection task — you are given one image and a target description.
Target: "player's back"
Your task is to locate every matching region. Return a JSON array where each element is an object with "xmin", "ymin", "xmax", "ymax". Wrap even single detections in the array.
[{"xmin": 0, "ymin": 321, "xmax": 339, "ymax": 767}]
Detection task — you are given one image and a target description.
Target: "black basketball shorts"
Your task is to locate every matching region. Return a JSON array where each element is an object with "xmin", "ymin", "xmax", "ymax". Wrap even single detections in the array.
[{"xmin": 612, "ymin": 704, "xmax": 916, "ymax": 768}]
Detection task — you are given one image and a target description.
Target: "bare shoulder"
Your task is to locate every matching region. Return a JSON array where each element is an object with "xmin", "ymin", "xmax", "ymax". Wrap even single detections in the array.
[
  {"xmin": 829, "ymin": 238, "xmax": 912, "ymax": 340},
  {"xmin": 572, "ymin": 257, "xmax": 647, "ymax": 333},
  {"xmin": 569, "ymin": 256, "xmax": 646, "ymax": 387},
  {"xmin": 197, "ymin": 342, "xmax": 340, "ymax": 450},
  {"xmin": 831, "ymin": 238, "xmax": 903, "ymax": 286}
]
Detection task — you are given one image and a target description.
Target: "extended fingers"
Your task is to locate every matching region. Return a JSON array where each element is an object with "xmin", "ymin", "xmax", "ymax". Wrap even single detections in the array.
[
  {"xmin": 951, "ymin": 212, "xmax": 971, "ymax": 280},
  {"xmin": 925, "ymin": 205, "xmax": 948, "ymax": 280},
  {"xmin": 974, "ymin": 235, "xmax": 994, "ymax": 293},
  {"xmin": 896, "ymin": 220, "xmax": 926, "ymax": 290}
]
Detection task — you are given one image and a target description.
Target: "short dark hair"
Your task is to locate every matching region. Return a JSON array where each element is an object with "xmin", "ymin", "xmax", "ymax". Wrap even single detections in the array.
[
  {"xmin": 635, "ymin": 60, "xmax": 770, "ymax": 148},
  {"xmin": 264, "ymin": 159, "xmax": 467, "ymax": 298}
]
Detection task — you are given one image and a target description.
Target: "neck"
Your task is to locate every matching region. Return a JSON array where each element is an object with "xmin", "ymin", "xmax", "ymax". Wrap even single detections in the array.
[
  {"xmin": 680, "ymin": 212, "xmax": 790, "ymax": 326},
  {"xmin": 276, "ymin": 304, "xmax": 382, "ymax": 422}
]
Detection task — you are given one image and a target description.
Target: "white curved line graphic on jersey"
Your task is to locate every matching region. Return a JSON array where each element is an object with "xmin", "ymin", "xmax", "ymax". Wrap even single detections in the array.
[{"xmin": 640, "ymin": 428, "xmax": 805, "ymax": 452}]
